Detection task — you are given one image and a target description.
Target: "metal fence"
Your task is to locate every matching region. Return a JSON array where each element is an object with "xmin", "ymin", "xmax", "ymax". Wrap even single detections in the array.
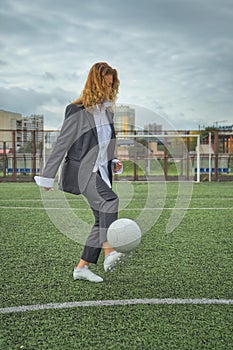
[{"xmin": 0, "ymin": 129, "xmax": 232, "ymax": 182}]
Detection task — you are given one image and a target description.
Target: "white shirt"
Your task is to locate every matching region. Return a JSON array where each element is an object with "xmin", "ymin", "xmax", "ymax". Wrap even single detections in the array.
[
  {"xmin": 93, "ymin": 102, "xmax": 112, "ymax": 188},
  {"xmin": 34, "ymin": 101, "xmax": 122, "ymax": 189}
]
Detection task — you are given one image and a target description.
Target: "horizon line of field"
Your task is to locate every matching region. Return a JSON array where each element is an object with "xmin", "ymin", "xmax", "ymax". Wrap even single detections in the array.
[
  {"xmin": 1, "ymin": 298, "xmax": 233, "ymax": 314},
  {"xmin": 0, "ymin": 206, "xmax": 232, "ymax": 210}
]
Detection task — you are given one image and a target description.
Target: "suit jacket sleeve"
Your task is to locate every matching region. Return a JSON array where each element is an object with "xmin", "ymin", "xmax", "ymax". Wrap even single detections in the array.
[{"xmin": 41, "ymin": 104, "xmax": 87, "ymax": 179}]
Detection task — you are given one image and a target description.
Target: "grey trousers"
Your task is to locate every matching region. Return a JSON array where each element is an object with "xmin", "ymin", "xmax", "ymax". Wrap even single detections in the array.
[{"xmin": 80, "ymin": 172, "xmax": 119, "ymax": 264}]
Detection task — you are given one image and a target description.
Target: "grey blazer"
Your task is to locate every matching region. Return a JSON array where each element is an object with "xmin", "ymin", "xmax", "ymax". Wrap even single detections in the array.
[{"xmin": 42, "ymin": 103, "xmax": 116, "ymax": 195}]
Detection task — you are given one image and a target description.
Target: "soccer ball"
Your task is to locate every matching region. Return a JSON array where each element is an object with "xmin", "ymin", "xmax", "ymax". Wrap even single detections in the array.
[{"xmin": 107, "ymin": 218, "xmax": 142, "ymax": 253}]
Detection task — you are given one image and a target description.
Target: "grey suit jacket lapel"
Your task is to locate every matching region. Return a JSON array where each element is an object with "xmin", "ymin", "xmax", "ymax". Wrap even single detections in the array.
[
  {"xmin": 106, "ymin": 108, "xmax": 115, "ymax": 138},
  {"xmin": 85, "ymin": 110, "xmax": 98, "ymax": 139}
]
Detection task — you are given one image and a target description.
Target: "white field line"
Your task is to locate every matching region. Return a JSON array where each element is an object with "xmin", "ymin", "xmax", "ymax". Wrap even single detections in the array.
[
  {"xmin": 1, "ymin": 298, "xmax": 233, "ymax": 314},
  {"xmin": 0, "ymin": 198, "xmax": 233, "ymax": 201},
  {"xmin": 0, "ymin": 206, "xmax": 232, "ymax": 210}
]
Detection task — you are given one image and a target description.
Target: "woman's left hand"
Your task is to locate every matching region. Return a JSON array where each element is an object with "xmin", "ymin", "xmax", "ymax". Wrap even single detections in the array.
[{"xmin": 113, "ymin": 160, "xmax": 123, "ymax": 173}]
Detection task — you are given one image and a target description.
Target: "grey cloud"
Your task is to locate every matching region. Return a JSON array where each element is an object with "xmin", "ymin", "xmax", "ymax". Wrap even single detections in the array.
[
  {"xmin": 0, "ymin": 86, "xmax": 48, "ymax": 114},
  {"xmin": 0, "ymin": 85, "xmax": 72, "ymax": 120},
  {"xmin": 0, "ymin": 59, "xmax": 8, "ymax": 66},
  {"xmin": 0, "ymin": 0, "xmax": 232, "ymax": 129},
  {"xmin": 43, "ymin": 72, "xmax": 56, "ymax": 81}
]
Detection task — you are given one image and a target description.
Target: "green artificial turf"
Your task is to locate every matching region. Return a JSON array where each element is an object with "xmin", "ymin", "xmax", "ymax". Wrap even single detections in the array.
[
  {"xmin": 1, "ymin": 305, "xmax": 233, "ymax": 350},
  {"xmin": 0, "ymin": 182, "xmax": 233, "ymax": 349}
]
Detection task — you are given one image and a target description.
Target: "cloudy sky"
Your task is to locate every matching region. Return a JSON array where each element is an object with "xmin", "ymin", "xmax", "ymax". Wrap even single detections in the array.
[{"xmin": 1, "ymin": 0, "xmax": 233, "ymax": 130}]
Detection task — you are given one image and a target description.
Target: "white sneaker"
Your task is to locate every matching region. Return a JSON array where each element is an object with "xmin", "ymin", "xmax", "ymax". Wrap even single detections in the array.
[
  {"xmin": 104, "ymin": 251, "xmax": 123, "ymax": 272},
  {"xmin": 73, "ymin": 266, "xmax": 103, "ymax": 283}
]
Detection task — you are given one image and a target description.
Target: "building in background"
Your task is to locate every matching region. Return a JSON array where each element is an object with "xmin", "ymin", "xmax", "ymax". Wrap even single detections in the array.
[
  {"xmin": 144, "ymin": 122, "xmax": 163, "ymax": 134},
  {"xmin": 22, "ymin": 114, "xmax": 44, "ymax": 144},
  {"xmin": 113, "ymin": 105, "xmax": 136, "ymax": 159},
  {"xmin": 114, "ymin": 105, "xmax": 135, "ymax": 136},
  {"xmin": 144, "ymin": 122, "xmax": 164, "ymax": 157},
  {"xmin": 0, "ymin": 110, "xmax": 23, "ymax": 149},
  {"xmin": 0, "ymin": 110, "xmax": 44, "ymax": 149}
]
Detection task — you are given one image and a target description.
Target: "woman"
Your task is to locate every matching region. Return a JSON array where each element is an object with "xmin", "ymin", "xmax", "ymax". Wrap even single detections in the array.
[{"xmin": 35, "ymin": 62, "xmax": 123, "ymax": 283}]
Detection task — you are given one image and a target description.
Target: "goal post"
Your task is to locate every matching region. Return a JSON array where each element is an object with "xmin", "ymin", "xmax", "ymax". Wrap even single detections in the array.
[{"xmin": 115, "ymin": 132, "xmax": 201, "ymax": 182}]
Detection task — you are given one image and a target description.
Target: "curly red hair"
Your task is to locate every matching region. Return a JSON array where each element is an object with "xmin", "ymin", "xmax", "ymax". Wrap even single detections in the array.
[{"xmin": 73, "ymin": 62, "xmax": 120, "ymax": 108}]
